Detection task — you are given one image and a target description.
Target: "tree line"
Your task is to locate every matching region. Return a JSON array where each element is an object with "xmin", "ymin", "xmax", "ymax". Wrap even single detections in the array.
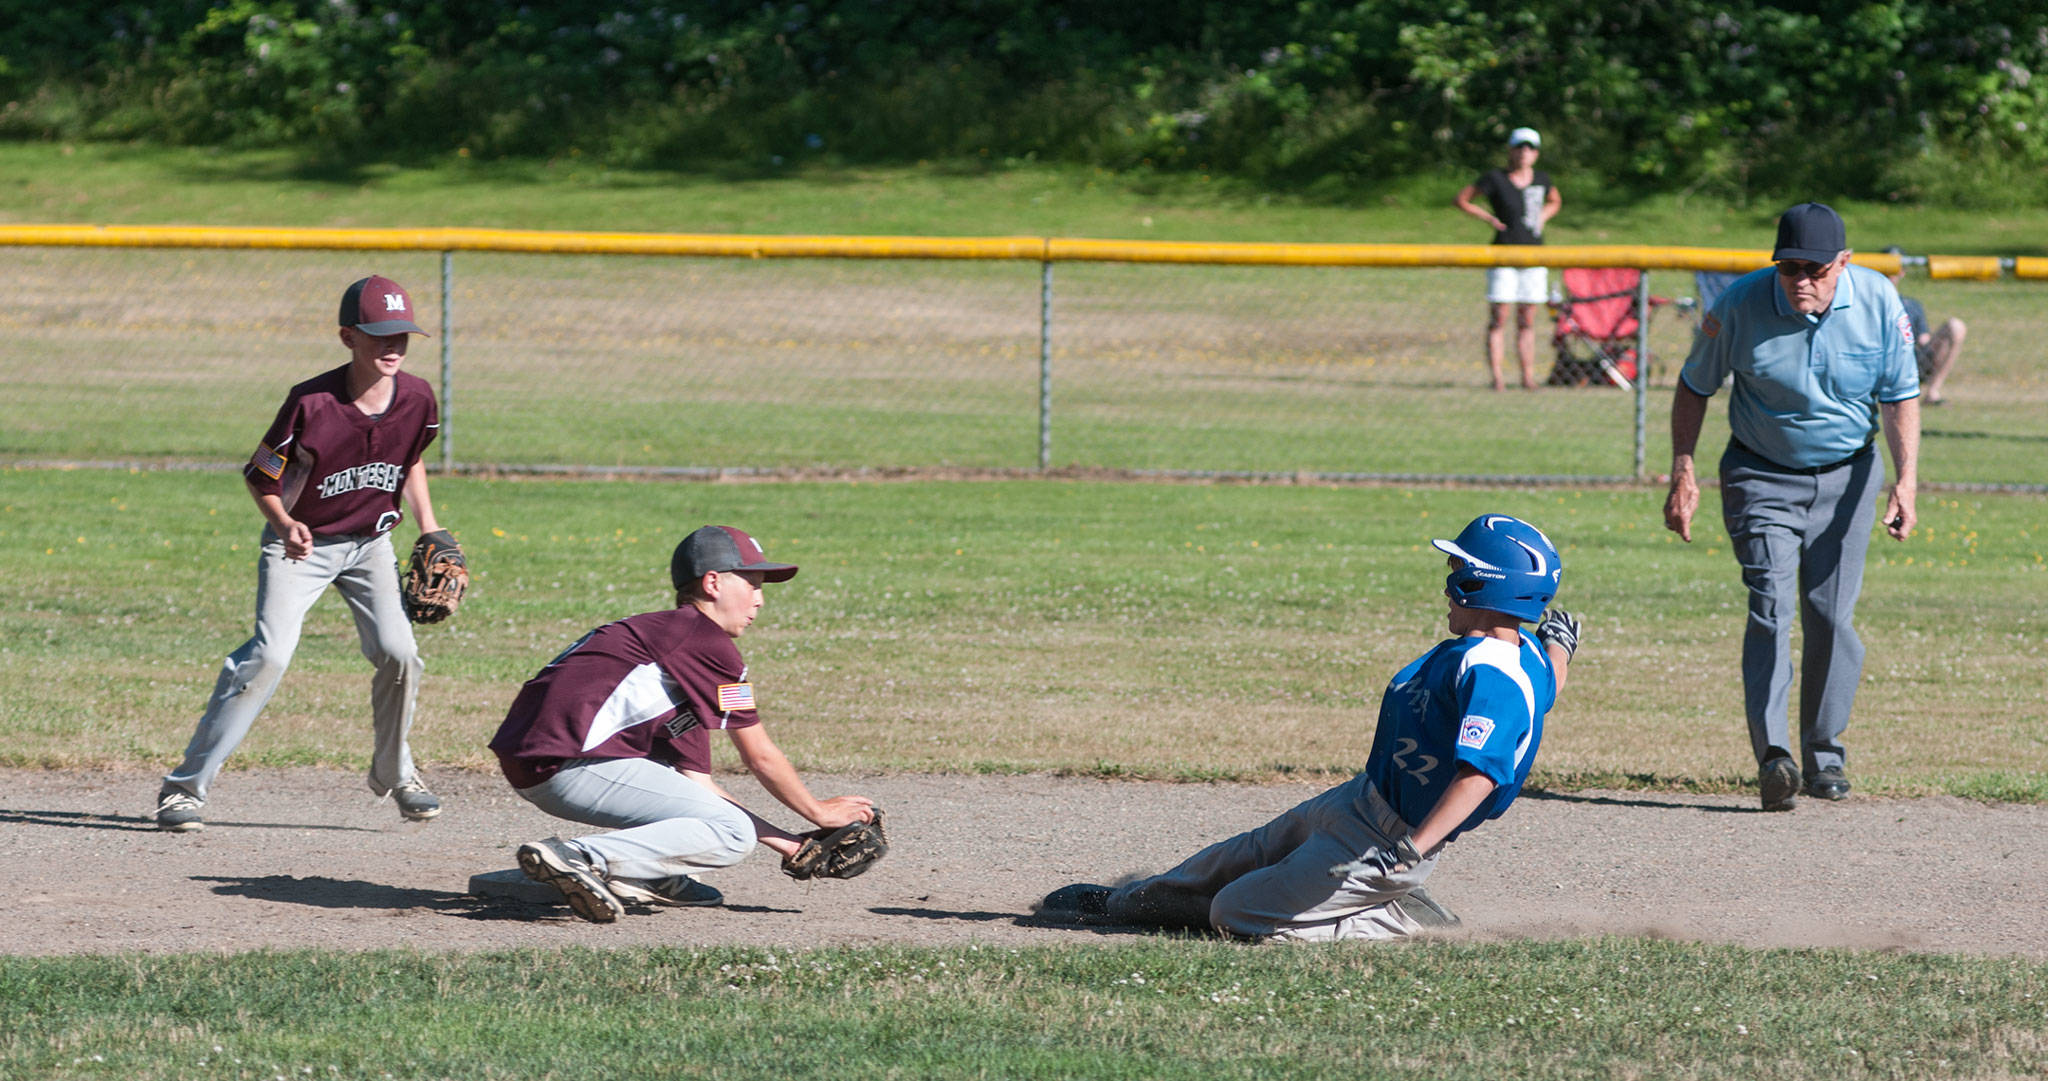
[{"xmin": 3, "ymin": 1, "xmax": 2043, "ymax": 203}]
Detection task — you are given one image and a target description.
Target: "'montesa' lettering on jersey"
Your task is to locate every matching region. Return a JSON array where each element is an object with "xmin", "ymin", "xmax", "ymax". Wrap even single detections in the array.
[
  {"xmin": 1457, "ymin": 716, "xmax": 1496, "ymax": 749},
  {"xmin": 580, "ymin": 662, "xmax": 688, "ymax": 751},
  {"xmin": 316, "ymin": 461, "xmax": 406, "ymax": 500},
  {"xmin": 251, "ymin": 442, "xmax": 287, "ymax": 480},
  {"xmin": 716, "ymin": 682, "xmax": 755, "ymax": 712}
]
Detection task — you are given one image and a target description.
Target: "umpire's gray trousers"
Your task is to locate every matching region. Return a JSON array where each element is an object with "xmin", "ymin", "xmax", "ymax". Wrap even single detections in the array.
[
  {"xmin": 1106, "ymin": 774, "xmax": 1438, "ymax": 942},
  {"xmin": 1719, "ymin": 441, "xmax": 1881, "ymax": 774},
  {"xmin": 164, "ymin": 527, "xmax": 422, "ymax": 801}
]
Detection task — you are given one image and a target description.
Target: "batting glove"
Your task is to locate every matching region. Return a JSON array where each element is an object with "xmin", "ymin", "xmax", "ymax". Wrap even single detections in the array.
[{"xmin": 1536, "ymin": 608, "xmax": 1582, "ymax": 661}]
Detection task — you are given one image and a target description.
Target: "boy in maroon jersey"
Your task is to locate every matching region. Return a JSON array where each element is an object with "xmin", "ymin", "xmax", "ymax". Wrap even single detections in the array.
[
  {"xmin": 491, "ymin": 525, "xmax": 878, "ymax": 923},
  {"xmin": 156, "ymin": 275, "xmax": 450, "ymax": 832}
]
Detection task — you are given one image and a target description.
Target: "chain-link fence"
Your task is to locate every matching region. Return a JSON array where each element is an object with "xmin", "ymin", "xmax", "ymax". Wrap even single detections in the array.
[{"xmin": 4, "ymin": 234, "xmax": 2041, "ymax": 490}]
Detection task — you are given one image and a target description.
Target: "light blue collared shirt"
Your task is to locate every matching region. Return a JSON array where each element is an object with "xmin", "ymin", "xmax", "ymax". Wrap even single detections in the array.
[{"xmin": 1680, "ymin": 264, "xmax": 1918, "ymax": 468}]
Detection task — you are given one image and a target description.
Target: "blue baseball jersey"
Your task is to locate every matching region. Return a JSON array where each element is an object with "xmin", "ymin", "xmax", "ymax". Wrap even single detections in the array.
[{"xmin": 1365, "ymin": 632, "xmax": 1555, "ymax": 843}]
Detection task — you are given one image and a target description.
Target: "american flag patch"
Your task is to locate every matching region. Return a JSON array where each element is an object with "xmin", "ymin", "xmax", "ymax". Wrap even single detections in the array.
[
  {"xmin": 717, "ymin": 682, "xmax": 755, "ymax": 712},
  {"xmin": 251, "ymin": 442, "xmax": 286, "ymax": 479}
]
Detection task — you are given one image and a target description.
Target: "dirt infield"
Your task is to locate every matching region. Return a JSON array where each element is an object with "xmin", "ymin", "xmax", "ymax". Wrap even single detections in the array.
[{"xmin": 5, "ymin": 767, "xmax": 2044, "ymax": 959}]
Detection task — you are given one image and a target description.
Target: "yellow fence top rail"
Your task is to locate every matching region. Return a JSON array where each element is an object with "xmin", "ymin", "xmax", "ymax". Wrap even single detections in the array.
[{"xmin": 1, "ymin": 223, "xmax": 2027, "ymax": 277}]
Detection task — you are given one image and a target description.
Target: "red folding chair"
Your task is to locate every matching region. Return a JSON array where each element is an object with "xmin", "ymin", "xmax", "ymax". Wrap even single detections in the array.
[{"xmin": 1548, "ymin": 268, "xmax": 1672, "ymax": 389}]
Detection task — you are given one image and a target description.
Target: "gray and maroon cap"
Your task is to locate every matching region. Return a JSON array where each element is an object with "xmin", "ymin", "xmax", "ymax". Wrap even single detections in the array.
[
  {"xmin": 672, "ymin": 525, "xmax": 799, "ymax": 590},
  {"xmin": 338, "ymin": 275, "xmax": 429, "ymax": 336}
]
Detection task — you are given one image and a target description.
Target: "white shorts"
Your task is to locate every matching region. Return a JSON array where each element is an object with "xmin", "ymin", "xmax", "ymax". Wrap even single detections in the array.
[{"xmin": 1487, "ymin": 265, "xmax": 1549, "ymax": 305}]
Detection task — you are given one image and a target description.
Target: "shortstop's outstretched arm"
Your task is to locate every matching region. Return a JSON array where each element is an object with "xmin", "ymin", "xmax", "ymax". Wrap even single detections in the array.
[{"xmin": 727, "ymin": 723, "xmax": 873, "ymax": 829}]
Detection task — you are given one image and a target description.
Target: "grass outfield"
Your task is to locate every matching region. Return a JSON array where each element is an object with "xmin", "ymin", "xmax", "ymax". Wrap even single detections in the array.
[
  {"xmin": 6, "ymin": 940, "xmax": 2044, "ymax": 1080},
  {"xmin": 5, "ymin": 469, "xmax": 2042, "ymax": 799}
]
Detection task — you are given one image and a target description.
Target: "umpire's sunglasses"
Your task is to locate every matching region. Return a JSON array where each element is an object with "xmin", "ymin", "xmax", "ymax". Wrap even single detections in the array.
[{"xmin": 1774, "ymin": 259, "xmax": 1837, "ymax": 281}]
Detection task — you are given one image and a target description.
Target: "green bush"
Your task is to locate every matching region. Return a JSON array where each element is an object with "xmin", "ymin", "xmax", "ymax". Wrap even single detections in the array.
[{"xmin": 2, "ymin": 1, "xmax": 2044, "ymax": 204}]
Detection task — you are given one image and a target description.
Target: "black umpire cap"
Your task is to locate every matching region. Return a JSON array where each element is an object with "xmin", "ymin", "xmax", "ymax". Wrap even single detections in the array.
[{"xmin": 1773, "ymin": 203, "xmax": 1848, "ymax": 264}]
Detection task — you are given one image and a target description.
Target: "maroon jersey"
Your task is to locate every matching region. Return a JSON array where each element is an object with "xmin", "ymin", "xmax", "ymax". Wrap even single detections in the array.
[
  {"xmin": 244, "ymin": 366, "xmax": 439, "ymax": 536},
  {"xmin": 489, "ymin": 607, "xmax": 762, "ymax": 786}
]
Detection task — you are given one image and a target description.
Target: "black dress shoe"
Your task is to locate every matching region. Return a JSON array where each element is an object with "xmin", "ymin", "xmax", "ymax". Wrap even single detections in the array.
[
  {"xmin": 1804, "ymin": 765, "xmax": 1851, "ymax": 800},
  {"xmin": 1759, "ymin": 756, "xmax": 1801, "ymax": 812}
]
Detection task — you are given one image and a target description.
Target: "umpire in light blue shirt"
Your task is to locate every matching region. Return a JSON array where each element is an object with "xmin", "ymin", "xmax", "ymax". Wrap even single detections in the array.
[{"xmin": 1663, "ymin": 202, "xmax": 1921, "ymax": 812}]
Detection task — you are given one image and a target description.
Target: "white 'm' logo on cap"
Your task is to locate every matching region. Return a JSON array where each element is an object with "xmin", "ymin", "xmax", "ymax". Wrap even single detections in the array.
[{"xmin": 383, "ymin": 293, "xmax": 406, "ymax": 312}]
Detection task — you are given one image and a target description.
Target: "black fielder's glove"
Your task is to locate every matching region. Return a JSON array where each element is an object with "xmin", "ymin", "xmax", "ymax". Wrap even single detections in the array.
[
  {"xmin": 782, "ymin": 810, "xmax": 888, "ymax": 880},
  {"xmin": 1535, "ymin": 608, "xmax": 1582, "ymax": 661},
  {"xmin": 401, "ymin": 529, "xmax": 469, "ymax": 624}
]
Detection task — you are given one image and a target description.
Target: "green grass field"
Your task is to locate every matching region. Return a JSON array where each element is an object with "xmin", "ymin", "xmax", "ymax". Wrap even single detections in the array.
[
  {"xmin": 5, "ymin": 146, "xmax": 2046, "ymax": 1078},
  {"xmin": 7, "ymin": 940, "xmax": 2045, "ymax": 1081},
  {"xmin": 6, "ymin": 470, "xmax": 2042, "ymax": 798}
]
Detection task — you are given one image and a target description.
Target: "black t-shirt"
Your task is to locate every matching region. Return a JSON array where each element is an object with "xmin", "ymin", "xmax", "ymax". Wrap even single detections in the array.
[{"xmin": 1472, "ymin": 169, "xmax": 1553, "ymax": 245}]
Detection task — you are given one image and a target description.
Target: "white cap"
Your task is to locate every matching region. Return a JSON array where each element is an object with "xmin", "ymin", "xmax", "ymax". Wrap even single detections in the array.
[{"xmin": 1507, "ymin": 127, "xmax": 1541, "ymax": 148}]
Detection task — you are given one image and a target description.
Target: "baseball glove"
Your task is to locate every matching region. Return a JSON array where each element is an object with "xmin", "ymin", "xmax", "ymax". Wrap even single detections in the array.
[
  {"xmin": 782, "ymin": 810, "xmax": 888, "ymax": 880},
  {"xmin": 401, "ymin": 529, "xmax": 468, "ymax": 624}
]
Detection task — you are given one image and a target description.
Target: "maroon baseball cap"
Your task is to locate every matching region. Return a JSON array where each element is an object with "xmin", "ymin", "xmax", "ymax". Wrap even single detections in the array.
[
  {"xmin": 338, "ymin": 275, "xmax": 429, "ymax": 336},
  {"xmin": 671, "ymin": 526, "xmax": 799, "ymax": 590}
]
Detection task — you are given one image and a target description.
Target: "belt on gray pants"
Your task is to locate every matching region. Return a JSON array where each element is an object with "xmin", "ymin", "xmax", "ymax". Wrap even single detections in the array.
[{"xmin": 1729, "ymin": 438, "xmax": 1873, "ymax": 475}]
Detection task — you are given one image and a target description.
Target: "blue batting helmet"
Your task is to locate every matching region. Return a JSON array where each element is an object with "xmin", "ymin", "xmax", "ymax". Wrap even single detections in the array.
[{"xmin": 1430, "ymin": 514, "xmax": 1562, "ymax": 622}]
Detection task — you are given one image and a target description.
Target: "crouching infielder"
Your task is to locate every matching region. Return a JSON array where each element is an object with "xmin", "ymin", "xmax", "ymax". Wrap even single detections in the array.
[
  {"xmin": 1044, "ymin": 513, "xmax": 1577, "ymax": 942},
  {"xmin": 489, "ymin": 525, "xmax": 880, "ymax": 924}
]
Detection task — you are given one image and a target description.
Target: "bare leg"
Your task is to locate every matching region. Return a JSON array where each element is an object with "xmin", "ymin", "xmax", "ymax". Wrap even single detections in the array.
[
  {"xmin": 1921, "ymin": 318, "xmax": 1965, "ymax": 402},
  {"xmin": 1486, "ymin": 302, "xmax": 1510, "ymax": 391},
  {"xmin": 1515, "ymin": 303, "xmax": 1539, "ymax": 389}
]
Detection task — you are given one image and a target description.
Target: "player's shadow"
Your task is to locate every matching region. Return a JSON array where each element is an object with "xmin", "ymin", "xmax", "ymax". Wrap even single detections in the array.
[
  {"xmin": 1522, "ymin": 790, "xmax": 1751, "ymax": 814},
  {"xmin": 0, "ymin": 809, "xmax": 161, "ymax": 832},
  {"xmin": 869, "ymin": 905, "xmax": 1197, "ymax": 940},
  {"xmin": 195, "ymin": 874, "xmax": 549, "ymax": 922},
  {"xmin": 0, "ymin": 809, "xmax": 370, "ymax": 833},
  {"xmin": 196, "ymin": 874, "xmax": 805, "ymax": 921}
]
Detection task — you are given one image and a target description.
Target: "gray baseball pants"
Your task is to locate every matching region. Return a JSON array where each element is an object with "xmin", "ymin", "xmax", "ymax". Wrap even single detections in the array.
[
  {"xmin": 163, "ymin": 527, "xmax": 421, "ymax": 801},
  {"xmin": 1719, "ymin": 441, "xmax": 1882, "ymax": 774},
  {"xmin": 1107, "ymin": 773, "xmax": 1438, "ymax": 942},
  {"xmin": 511, "ymin": 757, "xmax": 755, "ymax": 880}
]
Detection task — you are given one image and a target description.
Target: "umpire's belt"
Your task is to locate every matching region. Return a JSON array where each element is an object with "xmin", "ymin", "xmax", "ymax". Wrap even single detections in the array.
[{"xmin": 1729, "ymin": 437, "xmax": 1873, "ymax": 476}]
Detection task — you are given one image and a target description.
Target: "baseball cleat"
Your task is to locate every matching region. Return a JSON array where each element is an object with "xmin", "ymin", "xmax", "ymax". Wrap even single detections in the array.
[
  {"xmin": 392, "ymin": 779, "xmax": 442, "ymax": 822},
  {"xmin": 517, "ymin": 838, "xmax": 624, "ymax": 924},
  {"xmin": 608, "ymin": 875, "xmax": 724, "ymax": 908},
  {"xmin": 1758, "ymin": 756, "xmax": 1801, "ymax": 812},
  {"xmin": 155, "ymin": 789, "xmax": 206, "ymax": 833},
  {"xmin": 1804, "ymin": 765, "xmax": 1851, "ymax": 801},
  {"xmin": 1041, "ymin": 883, "xmax": 1113, "ymax": 916}
]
